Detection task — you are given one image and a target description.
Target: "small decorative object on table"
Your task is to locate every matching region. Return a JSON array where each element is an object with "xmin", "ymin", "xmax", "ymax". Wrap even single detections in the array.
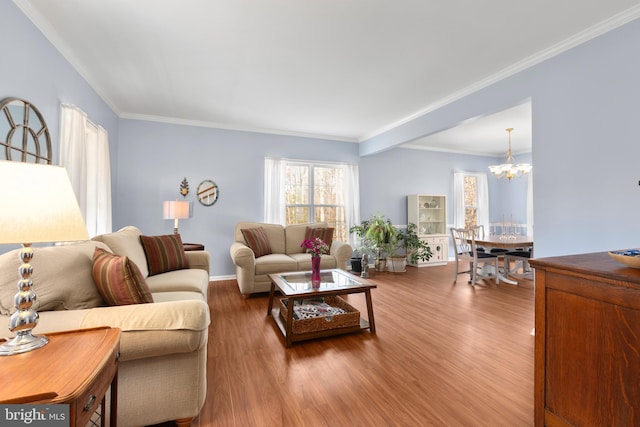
[
  {"xmin": 361, "ymin": 253, "xmax": 369, "ymax": 278},
  {"xmin": 301, "ymin": 237, "xmax": 329, "ymax": 288},
  {"xmin": 609, "ymin": 249, "xmax": 640, "ymax": 269}
]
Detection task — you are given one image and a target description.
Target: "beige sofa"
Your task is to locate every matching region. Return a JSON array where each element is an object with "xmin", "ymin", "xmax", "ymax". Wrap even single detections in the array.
[
  {"xmin": 229, "ymin": 222, "xmax": 353, "ymax": 295},
  {"xmin": 0, "ymin": 226, "xmax": 210, "ymax": 427}
]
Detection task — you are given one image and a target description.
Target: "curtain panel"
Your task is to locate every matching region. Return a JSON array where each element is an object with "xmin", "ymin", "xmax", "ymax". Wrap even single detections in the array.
[{"xmin": 59, "ymin": 104, "xmax": 112, "ymax": 237}]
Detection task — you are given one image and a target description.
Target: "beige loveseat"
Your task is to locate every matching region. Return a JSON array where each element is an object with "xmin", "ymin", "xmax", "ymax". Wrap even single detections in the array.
[
  {"xmin": 229, "ymin": 222, "xmax": 353, "ymax": 295},
  {"xmin": 0, "ymin": 226, "xmax": 210, "ymax": 427}
]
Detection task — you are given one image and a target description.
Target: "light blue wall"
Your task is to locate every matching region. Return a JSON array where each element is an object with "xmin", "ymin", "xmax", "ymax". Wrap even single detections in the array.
[
  {"xmin": 117, "ymin": 120, "xmax": 359, "ymax": 276},
  {"xmin": 5, "ymin": 0, "xmax": 638, "ymax": 275},
  {"xmin": 361, "ymin": 19, "xmax": 640, "ymax": 258},
  {"xmin": 0, "ymin": 1, "xmax": 119, "ymax": 173},
  {"xmin": 0, "ymin": 1, "xmax": 119, "ymax": 252},
  {"xmin": 359, "ymin": 148, "xmax": 529, "ymax": 227}
]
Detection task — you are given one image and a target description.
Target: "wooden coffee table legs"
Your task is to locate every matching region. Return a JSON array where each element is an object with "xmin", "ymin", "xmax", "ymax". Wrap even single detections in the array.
[{"xmin": 364, "ymin": 289, "xmax": 376, "ymax": 333}]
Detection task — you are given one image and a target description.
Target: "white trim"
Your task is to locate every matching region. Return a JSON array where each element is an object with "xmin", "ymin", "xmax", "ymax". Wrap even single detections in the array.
[
  {"xmin": 361, "ymin": 4, "xmax": 640, "ymax": 142},
  {"xmin": 120, "ymin": 113, "xmax": 359, "ymax": 143},
  {"xmin": 16, "ymin": 0, "xmax": 640, "ymax": 144}
]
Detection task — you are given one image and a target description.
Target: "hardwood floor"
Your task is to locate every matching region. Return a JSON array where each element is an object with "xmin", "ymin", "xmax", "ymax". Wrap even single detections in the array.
[{"xmin": 194, "ymin": 263, "xmax": 534, "ymax": 426}]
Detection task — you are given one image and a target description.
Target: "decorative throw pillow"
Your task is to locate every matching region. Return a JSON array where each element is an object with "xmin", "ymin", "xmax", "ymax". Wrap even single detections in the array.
[
  {"xmin": 139, "ymin": 234, "xmax": 190, "ymax": 276},
  {"xmin": 92, "ymin": 247, "xmax": 153, "ymax": 306},
  {"xmin": 241, "ymin": 227, "xmax": 273, "ymax": 257},
  {"xmin": 304, "ymin": 227, "xmax": 335, "ymax": 245}
]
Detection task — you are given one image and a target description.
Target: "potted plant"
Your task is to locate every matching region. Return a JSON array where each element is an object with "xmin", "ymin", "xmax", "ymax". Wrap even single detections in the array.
[
  {"xmin": 349, "ymin": 219, "xmax": 374, "ymax": 273},
  {"xmin": 364, "ymin": 214, "xmax": 396, "ymax": 272},
  {"xmin": 349, "ymin": 214, "xmax": 396, "ymax": 272},
  {"xmin": 387, "ymin": 223, "xmax": 433, "ymax": 272}
]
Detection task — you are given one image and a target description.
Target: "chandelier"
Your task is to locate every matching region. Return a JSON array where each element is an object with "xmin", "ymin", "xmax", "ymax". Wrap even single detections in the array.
[{"xmin": 488, "ymin": 127, "xmax": 532, "ymax": 181}]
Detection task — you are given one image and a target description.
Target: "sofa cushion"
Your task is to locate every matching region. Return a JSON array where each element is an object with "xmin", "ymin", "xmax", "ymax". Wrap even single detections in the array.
[
  {"xmin": 236, "ymin": 222, "xmax": 286, "ymax": 254},
  {"xmin": 240, "ymin": 227, "xmax": 273, "ymax": 257},
  {"xmin": 92, "ymin": 226, "xmax": 150, "ymax": 278},
  {"xmin": 139, "ymin": 234, "xmax": 190, "ymax": 276},
  {"xmin": 304, "ymin": 226, "xmax": 334, "ymax": 245},
  {"xmin": 145, "ymin": 268, "xmax": 209, "ymax": 298},
  {"xmin": 0, "ymin": 241, "xmax": 107, "ymax": 315},
  {"xmin": 92, "ymin": 247, "xmax": 154, "ymax": 306},
  {"xmin": 254, "ymin": 254, "xmax": 298, "ymax": 275},
  {"xmin": 290, "ymin": 253, "xmax": 338, "ymax": 271},
  {"xmin": 285, "ymin": 222, "xmax": 327, "ymax": 254}
]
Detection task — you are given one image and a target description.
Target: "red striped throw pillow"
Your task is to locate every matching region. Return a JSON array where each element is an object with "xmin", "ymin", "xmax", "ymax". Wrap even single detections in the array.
[
  {"xmin": 92, "ymin": 247, "xmax": 153, "ymax": 305},
  {"xmin": 139, "ymin": 234, "xmax": 190, "ymax": 276},
  {"xmin": 304, "ymin": 227, "xmax": 334, "ymax": 244},
  {"xmin": 241, "ymin": 227, "xmax": 273, "ymax": 257}
]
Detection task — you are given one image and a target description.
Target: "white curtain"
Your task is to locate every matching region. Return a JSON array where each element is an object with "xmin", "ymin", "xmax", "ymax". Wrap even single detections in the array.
[
  {"xmin": 264, "ymin": 157, "xmax": 286, "ymax": 224},
  {"xmin": 476, "ymin": 173, "xmax": 489, "ymax": 231},
  {"xmin": 453, "ymin": 171, "xmax": 489, "ymax": 230},
  {"xmin": 343, "ymin": 163, "xmax": 360, "ymax": 246},
  {"xmin": 453, "ymin": 172, "xmax": 466, "ymax": 228},
  {"xmin": 59, "ymin": 104, "xmax": 112, "ymax": 237},
  {"xmin": 526, "ymin": 171, "xmax": 534, "ymax": 236}
]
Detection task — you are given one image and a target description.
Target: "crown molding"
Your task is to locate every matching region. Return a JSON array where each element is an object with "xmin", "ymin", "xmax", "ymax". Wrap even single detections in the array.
[
  {"xmin": 361, "ymin": 4, "xmax": 640, "ymax": 142},
  {"xmin": 119, "ymin": 112, "xmax": 359, "ymax": 143}
]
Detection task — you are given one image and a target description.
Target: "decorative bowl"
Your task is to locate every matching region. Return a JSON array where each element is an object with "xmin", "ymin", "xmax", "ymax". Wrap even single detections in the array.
[{"xmin": 609, "ymin": 249, "xmax": 640, "ymax": 269}]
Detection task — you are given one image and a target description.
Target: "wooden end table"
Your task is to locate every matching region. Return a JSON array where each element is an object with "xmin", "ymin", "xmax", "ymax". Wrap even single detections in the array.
[{"xmin": 0, "ymin": 327, "xmax": 121, "ymax": 427}]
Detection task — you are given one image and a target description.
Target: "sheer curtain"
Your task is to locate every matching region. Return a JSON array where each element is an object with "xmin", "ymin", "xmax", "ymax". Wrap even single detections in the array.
[
  {"xmin": 453, "ymin": 171, "xmax": 489, "ymax": 229},
  {"xmin": 453, "ymin": 172, "xmax": 466, "ymax": 228},
  {"xmin": 343, "ymin": 163, "xmax": 360, "ymax": 245},
  {"xmin": 526, "ymin": 172, "xmax": 534, "ymax": 236},
  {"xmin": 59, "ymin": 104, "xmax": 112, "ymax": 237},
  {"xmin": 264, "ymin": 157, "xmax": 286, "ymax": 224}
]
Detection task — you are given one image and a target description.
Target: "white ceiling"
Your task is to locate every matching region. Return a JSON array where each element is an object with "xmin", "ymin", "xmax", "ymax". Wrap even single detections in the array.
[{"xmin": 13, "ymin": 0, "xmax": 640, "ymax": 154}]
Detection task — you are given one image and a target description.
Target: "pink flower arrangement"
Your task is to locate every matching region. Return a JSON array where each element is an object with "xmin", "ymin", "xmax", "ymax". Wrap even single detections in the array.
[{"xmin": 300, "ymin": 237, "xmax": 329, "ymax": 257}]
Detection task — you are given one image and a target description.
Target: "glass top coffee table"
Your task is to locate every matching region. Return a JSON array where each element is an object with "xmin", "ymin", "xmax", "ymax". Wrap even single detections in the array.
[{"xmin": 267, "ymin": 269, "xmax": 376, "ymax": 347}]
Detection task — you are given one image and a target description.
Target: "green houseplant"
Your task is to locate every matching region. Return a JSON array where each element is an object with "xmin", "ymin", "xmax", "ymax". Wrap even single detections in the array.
[
  {"xmin": 365, "ymin": 214, "xmax": 396, "ymax": 271},
  {"xmin": 387, "ymin": 223, "xmax": 433, "ymax": 272},
  {"xmin": 350, "ymin": 214, "xmax": 396, "ymax": 272}
]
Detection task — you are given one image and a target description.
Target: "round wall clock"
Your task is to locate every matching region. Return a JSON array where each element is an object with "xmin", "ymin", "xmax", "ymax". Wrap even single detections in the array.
[{"xmin": 197, "ymin": 179, "xmax": 219, "ymax": 206}]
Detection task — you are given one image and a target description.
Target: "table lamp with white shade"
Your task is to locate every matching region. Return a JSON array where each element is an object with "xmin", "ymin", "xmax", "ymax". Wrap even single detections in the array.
[
  {"xmin": 163, "ymin": 200, "xmax": 190, "ymax": 234},
  {"xmin": 0, "ymin": 161, "xmax": 89, "ymax": 355}
]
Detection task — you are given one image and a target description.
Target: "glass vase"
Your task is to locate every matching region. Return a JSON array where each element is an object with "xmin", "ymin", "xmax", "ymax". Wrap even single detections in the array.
[{"xmin": 311, "ymin": 255, "xmax": 321, "ymax": 288}]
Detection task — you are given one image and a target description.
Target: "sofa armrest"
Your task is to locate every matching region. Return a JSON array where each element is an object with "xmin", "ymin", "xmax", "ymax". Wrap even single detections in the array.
[
  {"xmin": 230, "ymin": 242, "xmax": 255, "ymax": 269},
  {"xmin": 80, "ymin": 300, "xmax": 210, "ymax": 362},
  {"xmin": 186, "ymin": 250, "xmax": 210, "ymax": 273},
  {"xmin": 330, "ymin": 241, "xmax": 353, "ymax": 270}
]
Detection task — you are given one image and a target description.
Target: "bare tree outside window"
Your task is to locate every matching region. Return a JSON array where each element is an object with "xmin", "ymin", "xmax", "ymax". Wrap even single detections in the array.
[
  {"xmin": 463, "ymin": 175, "xmax": 478, "ymax": 228},
  {"xmin": 285, "ymin": 163, "xmax": 347, "ymax": 241}
]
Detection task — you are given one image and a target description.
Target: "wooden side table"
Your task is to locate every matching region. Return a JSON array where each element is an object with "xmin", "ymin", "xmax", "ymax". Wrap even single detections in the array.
[
  {"xmin": 0, "ymin": 327, "xmax": 121, "ymax": 427},
  {"xmin": 183, "ymin": 243, "xmax": 205, "ymax": 251}
]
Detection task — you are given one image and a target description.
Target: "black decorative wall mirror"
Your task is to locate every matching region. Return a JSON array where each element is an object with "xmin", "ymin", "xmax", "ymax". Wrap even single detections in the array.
[
  {"xmin": 0, "ymin": 97, "xmax": 51, "ymax": 164},
  {"xmin": 197, "ymin": 179, "xmax": 219, "ymax": 206}
]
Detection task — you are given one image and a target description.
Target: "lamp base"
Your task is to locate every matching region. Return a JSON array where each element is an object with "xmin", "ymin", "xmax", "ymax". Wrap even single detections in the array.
[{"xmin": 0, "ymin": 331, "xmax": 48, "ymax": 356}]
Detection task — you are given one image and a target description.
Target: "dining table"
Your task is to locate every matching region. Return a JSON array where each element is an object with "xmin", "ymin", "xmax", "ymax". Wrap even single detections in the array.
[{"xmin": 472, "ymin": 235, "xmax": 534, "ymax": 285}]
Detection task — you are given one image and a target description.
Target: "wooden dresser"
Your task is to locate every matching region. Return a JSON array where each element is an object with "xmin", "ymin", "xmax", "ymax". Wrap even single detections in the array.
[{"xmin": 530, "ymin": 252, "xmax": 640, "ymax": 426}]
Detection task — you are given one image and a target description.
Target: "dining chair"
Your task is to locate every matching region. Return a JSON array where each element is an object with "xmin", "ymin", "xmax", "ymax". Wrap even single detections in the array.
[
  {"xmin": 504, "ymin": 247, "xmax": 533, "ymax": 280},
  {"xmin": 450, "ymin": 226, "xmax": 499, "ymax": 285}
]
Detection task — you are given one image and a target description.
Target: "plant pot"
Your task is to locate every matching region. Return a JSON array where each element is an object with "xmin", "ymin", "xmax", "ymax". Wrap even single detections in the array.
[
  {"xmin": 350, "ymin": 257, "xmax": 362, "ymax": 273},
  {"xmin": 375, "ymin": 258, "xmax": 387, "ymax": 272},
  {"xmin": 387, "ymin": 256, "xmax": 407, "ymax": 273}
]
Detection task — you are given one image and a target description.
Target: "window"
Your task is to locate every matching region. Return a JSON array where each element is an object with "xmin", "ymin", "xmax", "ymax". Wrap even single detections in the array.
[
  {"xmin": 285, "ymin": 162, "xmax": 347, "ymax": 242},
  {"xmin": 453, "ymin": 171, "xmax": 488, "ymax": 230},
  {"xmin": 463, "ymin": 175, "xmax": 478, "ymax": 228}
]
